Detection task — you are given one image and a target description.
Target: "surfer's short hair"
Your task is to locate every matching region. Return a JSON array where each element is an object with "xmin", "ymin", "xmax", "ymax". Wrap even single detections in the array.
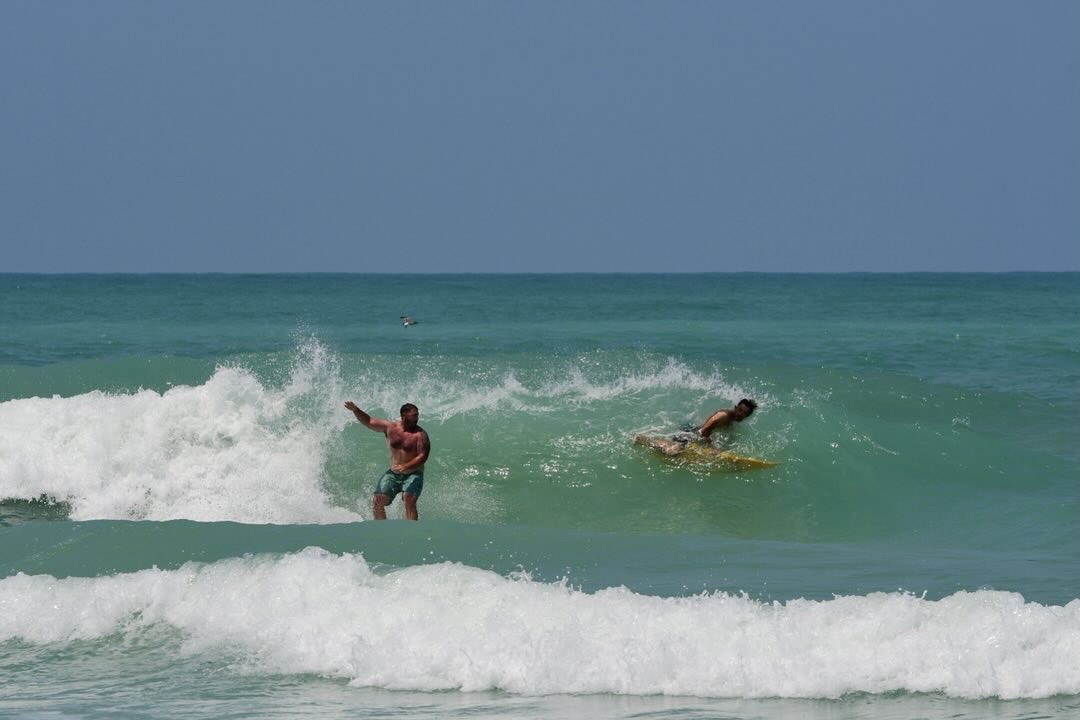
[
  {"xmin": 737, "ymin": 398, "xmax": 757, "ymax": 414},
  {"xmin": 400, "ymin": 403, "xmax": 419, "ymax": 415}
]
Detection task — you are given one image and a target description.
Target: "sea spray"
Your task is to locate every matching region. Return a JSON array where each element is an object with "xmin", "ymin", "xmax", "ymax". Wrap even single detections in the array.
[{"xmin": 0, "ymin": 341, "xmax": 357, "ymax": 523}]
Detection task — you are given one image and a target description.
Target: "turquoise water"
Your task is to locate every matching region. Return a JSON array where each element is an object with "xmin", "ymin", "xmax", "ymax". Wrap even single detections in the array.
[{"xmin": 1, "ymin": 273, "xmax": 1078, "ymax": 718}]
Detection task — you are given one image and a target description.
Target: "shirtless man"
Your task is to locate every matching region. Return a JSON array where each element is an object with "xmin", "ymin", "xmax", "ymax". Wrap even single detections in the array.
[
  {"xmin": 633, "ymin": 398, "xmax": 757, "ymax": 456},
  {"xmin": 344, "ymin": 401, "xmax": 431, "ymax": 520}
]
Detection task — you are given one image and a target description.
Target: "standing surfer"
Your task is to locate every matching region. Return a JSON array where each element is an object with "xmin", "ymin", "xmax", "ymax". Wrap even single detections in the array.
[{"xmin": 344, "ymin": 401, "xmax": 431, "ymax": 520}]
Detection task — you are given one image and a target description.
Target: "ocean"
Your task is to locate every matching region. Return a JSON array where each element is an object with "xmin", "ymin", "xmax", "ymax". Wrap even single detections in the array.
[{"xmin": 1, "ymin": 273, "xmax": 1077, "ymax": 719}]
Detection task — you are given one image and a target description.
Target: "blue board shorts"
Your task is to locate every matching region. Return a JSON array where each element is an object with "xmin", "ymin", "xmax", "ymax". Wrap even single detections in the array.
[{"xmin": 374, "ymin": 469, "xmax": 424, "ymax": 501}]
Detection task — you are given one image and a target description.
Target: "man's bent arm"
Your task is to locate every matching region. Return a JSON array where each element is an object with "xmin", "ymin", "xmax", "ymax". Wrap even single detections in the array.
[
  {"xmin": 392, "ymin": 432, "xmax": 431, "ymax": 473},
  {"xmin": 698, "ymin": 410, "xmax": 732, "ymax": 439}
]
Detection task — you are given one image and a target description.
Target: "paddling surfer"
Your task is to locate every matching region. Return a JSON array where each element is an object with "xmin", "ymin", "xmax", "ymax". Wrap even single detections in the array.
[
  {"xmin": 344, "ymin": 401, "xmax": 430, "ymax": 520},
  {"xmin": 633, "ymin": 399, "xmax": 757, "ymax": 456}
]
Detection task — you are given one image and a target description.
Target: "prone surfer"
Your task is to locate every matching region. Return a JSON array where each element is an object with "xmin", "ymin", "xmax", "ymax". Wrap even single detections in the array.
[
  {"xmin": 344, "ymin": 401, "xmax": 431, "ymax": 520},
  {"xmin": 633, "ymin": 398, "xmax": 757, "ymax": 456}
]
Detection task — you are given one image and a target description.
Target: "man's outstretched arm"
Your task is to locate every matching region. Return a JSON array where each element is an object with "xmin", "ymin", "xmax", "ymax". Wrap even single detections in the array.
[{"xmin": 344, "ymin": 401, "xmax": 391, "ymax": 432}]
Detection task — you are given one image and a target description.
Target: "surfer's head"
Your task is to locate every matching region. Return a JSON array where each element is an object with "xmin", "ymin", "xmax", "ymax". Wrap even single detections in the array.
[
  {"xmin": 733, "ymin": 398, "xmax": 757, "ymax": 421},
  {"xmin": 399, "ymin": 403, "xmax": 420, "ymax": 428}
]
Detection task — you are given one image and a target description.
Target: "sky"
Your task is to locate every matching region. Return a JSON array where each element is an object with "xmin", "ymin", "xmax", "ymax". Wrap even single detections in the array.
[{"xmin": 1, "ymin": 1, "xmax": 1077, "ymax": 273}]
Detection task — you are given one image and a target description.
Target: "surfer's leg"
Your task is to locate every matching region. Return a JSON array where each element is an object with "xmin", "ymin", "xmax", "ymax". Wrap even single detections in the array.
[
  {"xmin": 656, "ymin": 440, "xmax": 685, "ymax": 456},
  {"xmin": 373, "ymin": 493, "xmax": 390, "ymax": 520},
  {"xmin": 633, "ymin": 435, "xmax": 685, "ymax": 456},
  {"xmin": 372, "ymin": 470, "xmax": 407, "ymax": 520},
  {"xmin": 402, "ymin": 492, "xmax": 419, "ymax": 521},
  {"xmin": 399, "ymin": 473, "xmax": 423, "ymax": 521}
]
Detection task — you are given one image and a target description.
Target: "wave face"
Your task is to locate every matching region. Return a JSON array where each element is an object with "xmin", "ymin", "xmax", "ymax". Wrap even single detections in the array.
[
  {"xmin": 1, "ymin": 337, "xmax": 1074, "ymax": 551},
  {"xmin": 1, "ymin": 273, "xmax": 1077, "ymax": 715}
]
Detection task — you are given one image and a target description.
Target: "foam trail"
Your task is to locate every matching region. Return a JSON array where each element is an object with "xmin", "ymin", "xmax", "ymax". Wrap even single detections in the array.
[
  {"xmin": 366, "ymin": 356, "xmax": 757, "ymax": 421},
  {"xmin": 0, "ymin": 341, "xmax": 358, "ymax": 523},
  {"xmin": 2, "ymin": 549, "xmax": 1077, "ymax": 700}
]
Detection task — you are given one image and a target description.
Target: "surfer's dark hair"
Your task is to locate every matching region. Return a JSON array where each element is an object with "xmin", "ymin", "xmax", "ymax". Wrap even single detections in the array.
[
  {"xmin": 400, "ymin": 403, "xmax": 418, "ymax": 414},
  {"xmin": 737, "ymin": 398, "xmax": 757, "ymax": 414}
]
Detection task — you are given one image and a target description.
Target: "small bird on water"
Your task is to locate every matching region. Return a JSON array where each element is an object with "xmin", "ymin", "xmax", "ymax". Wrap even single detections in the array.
[{"xmin": 400, "ymin": 315, "xmax": 417, "ymax": 328}]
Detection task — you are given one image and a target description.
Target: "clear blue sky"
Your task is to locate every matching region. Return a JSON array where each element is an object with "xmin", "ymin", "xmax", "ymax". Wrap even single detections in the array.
[{"xmin": 2, "ymin": 1, "xmax": 1076, "ymax": 272}]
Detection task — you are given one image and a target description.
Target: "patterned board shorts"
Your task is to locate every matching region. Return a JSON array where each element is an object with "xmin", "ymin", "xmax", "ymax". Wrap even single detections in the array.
[{"xmin": 374, "ymin": 469, "xmax": 424, "ymax": 500}]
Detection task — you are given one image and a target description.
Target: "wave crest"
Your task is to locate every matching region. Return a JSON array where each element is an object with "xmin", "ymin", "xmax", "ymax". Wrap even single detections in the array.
[
  {"xmin": 2, "ymin": 549, "xmax": 1077, "ymax": 699},
  {"xmin": 0, "ymin": 340, "xmax": 358, "ymax": 523}
]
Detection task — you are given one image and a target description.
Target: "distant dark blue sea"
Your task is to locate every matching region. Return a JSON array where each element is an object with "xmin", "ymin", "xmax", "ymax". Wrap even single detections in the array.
[{"xmin": 1, "ymin": 273, "xmax": 1078, "ymax": 719}]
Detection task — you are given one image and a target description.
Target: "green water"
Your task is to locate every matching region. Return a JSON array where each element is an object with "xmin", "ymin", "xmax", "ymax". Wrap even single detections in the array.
[{"xmin": 1, "ymin": 274, "xmax": 1078, "ymax": 718}]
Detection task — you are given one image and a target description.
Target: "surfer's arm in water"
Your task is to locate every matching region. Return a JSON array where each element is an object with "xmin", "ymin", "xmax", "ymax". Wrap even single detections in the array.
[
  {"xmin": 344, "ymin": 401, "xmax": 391, "ymax": 433},
  {"xmin": 699, "ymin": 399, "xmax": 757, "ymax": 439}
]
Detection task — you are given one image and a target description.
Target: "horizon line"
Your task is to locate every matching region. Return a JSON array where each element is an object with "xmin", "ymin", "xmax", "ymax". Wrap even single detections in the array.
[{"xmin": 2, "ymin": 270, "xmax": 1077, "ymax": 277}]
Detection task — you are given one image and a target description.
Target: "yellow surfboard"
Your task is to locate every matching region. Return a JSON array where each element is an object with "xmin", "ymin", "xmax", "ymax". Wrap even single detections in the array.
[
  {"xmin": 634, "ymin": 434, "xmax": 780, "ymax": 471},
  {"xmin": 677, "ymin": 445, "xmax": 781, "ymax": 470}
]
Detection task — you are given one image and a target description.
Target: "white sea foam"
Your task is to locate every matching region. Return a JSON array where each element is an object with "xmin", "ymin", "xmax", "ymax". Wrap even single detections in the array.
[
  {"xmin": 538, "ymin": 358, "xmax": 727, "ymax": 402},
  {"xmin": 1, "ymin": 549, "xmax": 1077, "ymax": 700},
  {"xmin": 0, "ymin": 342, "xmax": 359, "ymax": 523}
]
